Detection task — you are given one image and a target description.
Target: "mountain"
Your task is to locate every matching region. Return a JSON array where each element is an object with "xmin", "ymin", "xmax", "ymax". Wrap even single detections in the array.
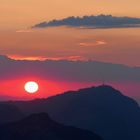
[
  {"xmin": 0, "ymin": 104, "xmax": 24, "ymax": 123},
  {"xmin": 5, "ymin": 85, "xmax": 140, "ymax": 140},
  {"xmin": 0, "ymin": 113, "xmax": 101, "ymax": 140},
  {"xmin": 0, "ymin": 85, "xmax": 140, "ymax": 140},
  {"xmin": 133, "ymin": 97, "xmax": 140, "ymax": 106}
]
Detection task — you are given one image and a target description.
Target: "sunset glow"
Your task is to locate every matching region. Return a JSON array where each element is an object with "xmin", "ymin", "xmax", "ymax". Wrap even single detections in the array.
[
  {"xmin": 0, "ymin": 0, "xmax": 139, "ymax": 101},
  {"xmin": 0, "ymin": 1, "xmax": 139, "ymax": 140}
]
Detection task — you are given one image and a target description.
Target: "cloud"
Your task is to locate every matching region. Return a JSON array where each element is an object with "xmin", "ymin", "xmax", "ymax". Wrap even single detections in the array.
[
  {"xmin": 8, "ymin": 55, "xmax": 86, "ymax": 61},
  {"xmin": 16, "ymin": 29, "xmax": 34, "ymax": 33},
  {"xmin": 0, "ymin": 55, "xmax": 139, "ymax": 82},
  {"xmin": 33, "ymin": 15, "xmax": 140, "ymax": 29},
  {"xmin": 79, "ymin": 40, "xmax": 107, "ymax": 47}
]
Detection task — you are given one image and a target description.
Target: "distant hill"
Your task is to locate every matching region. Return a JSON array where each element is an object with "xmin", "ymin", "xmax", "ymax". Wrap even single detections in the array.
[
  {"xmin": 2, "ymin": 85, "xmax": 140, "ymax": 140},
  {"xmin": 0, "ymin": 113, "xmax": 101, "ymax": 140},
  {"xmin": 0, "ymin": 104, "xmax": 24, "ymax": 123}
]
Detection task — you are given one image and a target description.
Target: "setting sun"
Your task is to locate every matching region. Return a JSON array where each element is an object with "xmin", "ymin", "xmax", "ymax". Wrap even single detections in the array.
[{"xmin": 24, "ymin": 81, "xmax": 39, "ymax": 93}]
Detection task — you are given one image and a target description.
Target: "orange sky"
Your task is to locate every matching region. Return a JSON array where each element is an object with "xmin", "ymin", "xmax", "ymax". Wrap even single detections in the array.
[
  {"xmin": 0, "ymin": 27, "xmax": 140, "ymax": 66},
  {"xmin": 0, "ymin": 1, "xmax": 140, "ymax": 100},
  {"xmin": 0, "ymin": 78, "xmax": 139, "ymax": 100},
  {"xmin": 0, "ymin": 0, "xmax": 140, "ymax": 29}
]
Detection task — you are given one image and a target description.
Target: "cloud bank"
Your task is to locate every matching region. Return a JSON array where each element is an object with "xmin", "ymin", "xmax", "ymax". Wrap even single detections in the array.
[
  {"xmin": 0, "ymin": 55, "xmax": 139, "ymax": 82},
  {"xmin": 33, "ymin": 15, "xmax": 140, "ymax": 29}
]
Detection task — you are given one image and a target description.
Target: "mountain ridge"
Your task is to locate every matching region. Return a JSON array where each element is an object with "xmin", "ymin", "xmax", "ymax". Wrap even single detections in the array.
[
  {"xmin": 0, "ymin": 113, "xmax": 101, "ymax": 140},
  {"xmin": 1, "ymin": 85, "xmax": 140, "ymax": 140}
]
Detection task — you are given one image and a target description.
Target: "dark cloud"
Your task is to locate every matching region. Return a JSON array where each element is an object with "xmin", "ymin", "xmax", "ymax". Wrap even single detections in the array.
[
  {"xmin": 0, "ymin": 55, "xmax": 139, "ymax": 82},
  {"xmin": 33, "ymin": 15, "xmax": 140, "ymax": 29}
]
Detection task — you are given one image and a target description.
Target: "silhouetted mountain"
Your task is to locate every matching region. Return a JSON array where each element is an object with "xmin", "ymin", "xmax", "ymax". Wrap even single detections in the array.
[
  {"xmin": 133, "ymin": 97, "xmax": 140, "ymax": 106},
  {"xmin": 0, "ymin": 104, "xmax": 24, "ymax": 123},
  {"xmin": 33, "ymin": 15, "xmax": 140, "ymax": 28},
  {"xmin": 0, "ymin": 113, "xmax": 101, "ymax": 140},
  {"xmin": 6, "ymin": 85, "xmax": 140, "ymax": 140}
]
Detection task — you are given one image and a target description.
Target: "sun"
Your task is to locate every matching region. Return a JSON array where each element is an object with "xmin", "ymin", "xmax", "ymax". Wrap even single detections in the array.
[{"xmin": 24, "ymin": 81, "xmax": 39, "ymax": 93}]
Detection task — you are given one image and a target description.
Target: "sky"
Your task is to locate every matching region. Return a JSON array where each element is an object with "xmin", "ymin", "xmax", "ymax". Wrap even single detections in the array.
[
  {"xmin": 0, "ymin": 0, "xmax": 140, "ymax": 100},
  {"xmin": 1, "ymin": 27, "xmax": 140, "ymax": 66},
  {"xmin": 0, "ymin": 56, "xmax": 139, "ymax": 100},
  {"xmin": 0, "ymin": 0, "xmax": 140, "ymax": 29}
]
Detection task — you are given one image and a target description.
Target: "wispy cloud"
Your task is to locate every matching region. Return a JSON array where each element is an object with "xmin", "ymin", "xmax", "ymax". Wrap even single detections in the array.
[
  {"xmin": 16, "ymin": 29, "xmax": 34, "ymax": 33},
  {"xmin": 9, "ymin": 55, "xmax": 85, "ymax": 61},
  {"xmin": 79, "ymin": 40, "xmax": 107, "ymax": 47},
  {"xmin": 33, "ymin": 15, "xmax": 140, "ymax": 29}
]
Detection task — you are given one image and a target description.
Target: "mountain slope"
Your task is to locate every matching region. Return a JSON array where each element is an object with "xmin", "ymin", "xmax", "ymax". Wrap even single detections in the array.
[
  {"xmin": 0, "ymin": 104, "xmax": 24, "ymax": 123},
  {"xmin": 0, "ymin": 113, "xmax": 101, "ymax": 140},
  {"xmin": 8, "ymin": 85, "xmax": 140, "ymax": 140}
]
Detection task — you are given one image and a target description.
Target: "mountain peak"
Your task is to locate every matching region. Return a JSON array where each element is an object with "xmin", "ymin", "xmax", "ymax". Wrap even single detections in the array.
[
  {"xmin": 23, "ymin": 113, "xmax": 51, "ymax": 121},
  {"xmin": 95, "ymin": 85, "xmax": 121, "ymax": 93},
  {"xmin": 17, "ymin": 113, "xmax": 57, "ymax": 128},
  {"xmin": 0, "ymin": 113, "xmax": 102, "ymax": 140},
  {"xmin": 71, "ymin": 85, "xmax": 122, "ymax": 97},
  {"xmin": 78, "ymin": 85, "xmax": 115, "ymax": 91}
]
